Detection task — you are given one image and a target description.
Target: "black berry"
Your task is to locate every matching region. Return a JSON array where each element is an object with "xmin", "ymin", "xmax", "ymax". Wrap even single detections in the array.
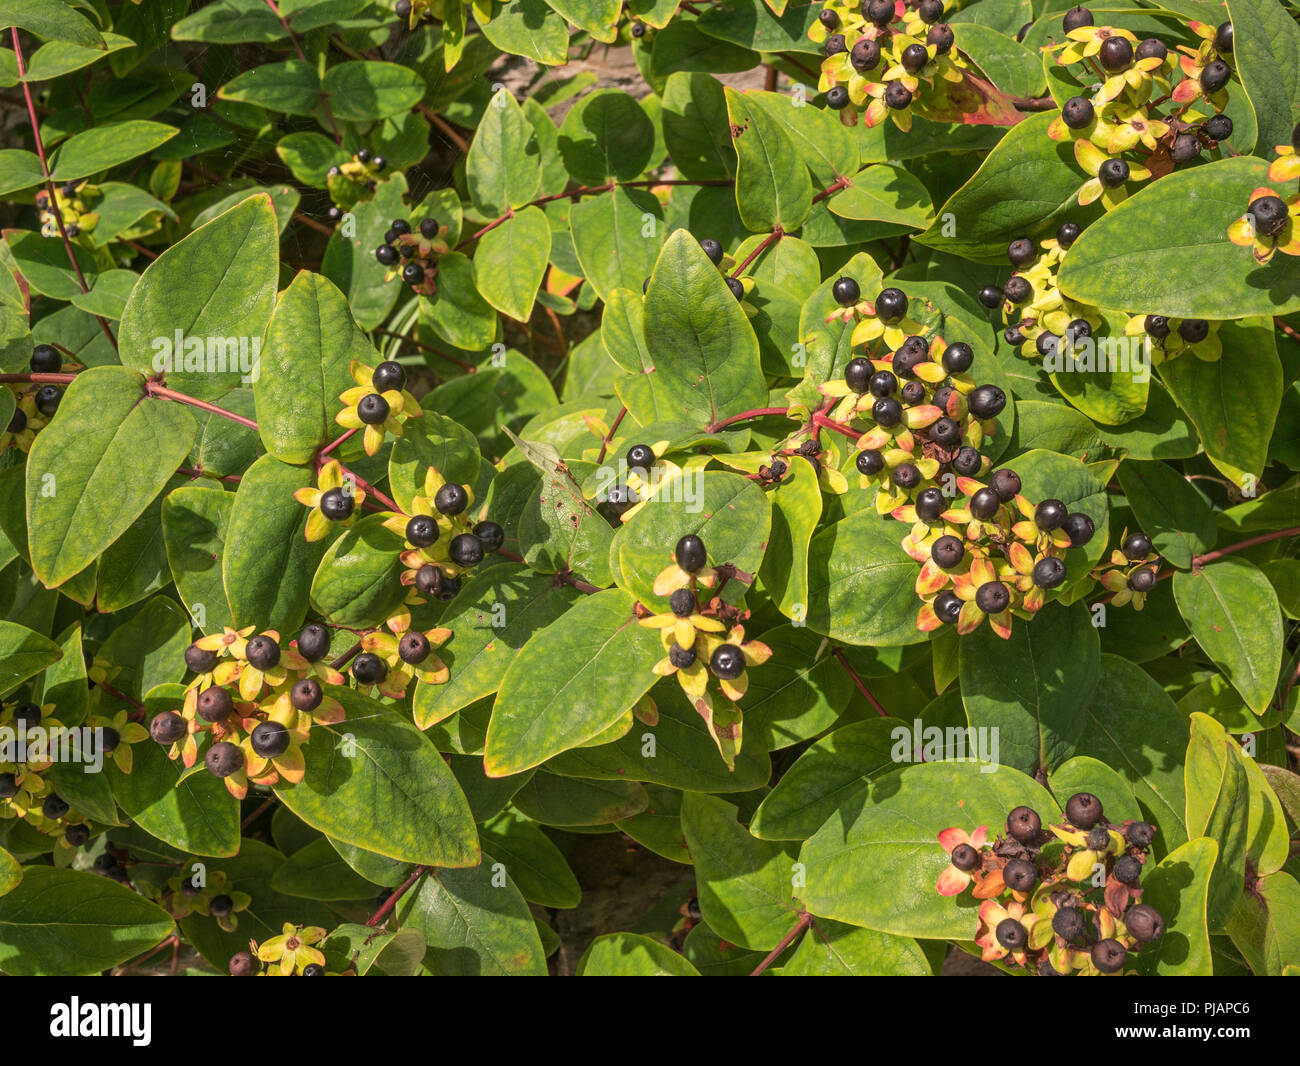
[
  {"xmin": 832, "ymin": 277, "xmax": 861, "ymax": 306},
  {"xmin": 1205, "ymin": 114, "xmax": 1232, "ymax": 141},
  {"xmin": 915, "ymin": 488, "xmax": 946, "ymax": 522},
  {"xmin": 291, "ymin": 678, "xmax": 322, "ymax": 712},
  {"xmin": 1033, "ymin": 556, "xmax": 1067, "ymax": 589},
  {"xmin": 351, "ymin": 653, "xmax": 387, "ymax": 684},
  {"xmin": 206, "ymin": 741, "xmax": 243, "ymax": 778},
  {"xmin": 1125, "ymin": 903, "xmax": 1164, "ymax": 942},
  {"xmin": 1248, "ymin": 195, "xmax": 1290, "ymax": 238},
  {"xmin": 825, "ymin": 33, "xmax": 847, "ymax": 57},
  {"xmin": 1144, "ymin": 314, "xmax": 1170, "ymax": 339},
  {"xmin": 934, "ymin": 590, "xmax": 962, "ymax": 624},
  {"xmin": 1052, "ymin": 907, "xmax": 1086, "ymax": 941},
  {"xmin": 1007, "ymin": 238, "xmax": 1036, "ymax": 267},
  {"xmin": 150, "ymin": 711, "xmax": 187, "ymax": 745},
  {"xmin": 1178, "ymin": 318, "xmax": 1209, "ymax": 343},
  {"xmin": 42, "ymin": 793, "xmax": 70, "ymax": 819},
  {"xmin": 449, "ymin": 533, "xmax": 484, "ymax": 567},
  {"xmin": 968, "ymin": 385, "xmax": 1005, "ymax": 419},
  {"xmin": 969, "ymin": 487, "xmax": 1001, "ymax": 520},
  {"xmin": 901, "ymin": 44, "xmax": 929, "ymax": 73},
  {"xmin": 668, "ymin": 644, "xmax": 696, "ymax": 668},
  {"xmin": 35, "ymin": 385, "xmax": 62, "ymax": 417},
  {"xmin": 977, "ymin": 285, "xmax": 1003, "ymax": 309},
  {"xmin": 710, "ymin": 644, "xmax": 745, "ymax": 680},
  {"xmin": 251, "ymin": 721, "xmax": 290, "ymax": 758},
  {"xmin": 197, "ymin": 686, "xmax": 234, "ymax": 723},
  {"xmin": 892, "ymin": 463, "xmax": 920, "ymax": 490},
  {"xmin": 1007, "ymin": 806, "xmax": 1041, "ymax": 843},
  {"xmin": 1062, "ymin": 6, "xmax": 1093, "ymax": 32},
  {"xmin": 995, "ymin": 918, "xmax": 1027, "ymax": 950},
  {"xmin": 676, "ymin": 535, "xmax": 707, "ymax": 572},
  {"xmin": 185, "ymin": 643, "xmax": 218, "ymax": 674},
  {"xmin": 1099, "ymin": 36, "xmax": 1132, "ymax": 72},
  {"xmin": 245, "ymin": 634, "xmax": 280, "ymax": 670},
  {"xmin": 406, "ymin": 514, "xmax": 438, "ymax": 548},
  {"xmin": 856, "ymin": 449, "xmax": 884, "ymax": 476},
  {"xmin": 951, "ymin": 843, "xmax": 980, "ymax": 871},
  {"xmin": 929, "ymin": 417, "xmax": 960, "ymax": 447},
  {"xmin": 1003, "ymin": 276, "xmax": 1032, "ymax": 304},
  {"xmin": 1062, "ymin": 96, "xmax": 1095, "ymax": 129},
  {"xmin": 1063, "ymin": 512, "xmax": 1095, "ymax": 547},
  {"xmin": 850, "ymin": 37, "xmax": 881, "ymax": 73},
  {"xmin": 1126, "ymin": 821, "xmax": 1155, "ymax": 849},
  {"xmin": 357, "ymin": 394, "xmax": 390, "ymax": 425},
  {"xmin": 376, "ymin": 244, "xmax": 398, "ymax": 266},
  {"xmin": 30, "ymin": 344, "xmax": 61, "ymax": 373},
  {"xmin": 989, "ymin": 469, "xmax": 1020, "ymax": 502},
  {"xmin": 474, "ymin": 521, "xmax": 504, "ymax": 551},
  {"xmin": 875, "ymin": 288, "xmax": 908, "ymax": 323},
  {"xmin": 297, "ymin": 623, "xmax": 330, "ymax": 662},
  {"xmin": 951, "ymin": 446, "xmax": 981, "ymax": 476},
  {"xmin": 435, "ymin": 483, "xmax": 468, "ymax": 515},
  {"xmin": 419, "ymin": 218, "xmax": 439, "ymax": 239},
  {"xmin": 931, "ymin": 535, "xmax": 964, "ymax": 568},
  {"xmin": 1214, "ymin": 21, "xmax": 1232, "ymax": 53},
  {"xmin": 1122, "ymin": 532, "xmax": 1152, "ymax": 560},
  {"xmin": 1057, "ymin": 221, "xmax": 1081, "ymax": 248},
  {"xmin": 975, "ymin": 581, "xmax": 1009, "ymax": 613},
  {"xmin": 1003, "ymin": 858, "xmax": 1037, "ymax": 893},
  {"xmin": 1113, "ymin": 854, "xmax": 1142, "ymax": 884},
  {"xmin": 1200, "ymin": 60, "xmax": 1230, "ymax": 93},
  {"xmin": 1065, "ymin": 791, "xmax": 1103, "ymax": 828},
  {"xmin": 873, "ymin": 397, "xmax": 903, "ymax": 428},
  {"xmin": 725, "ymin": 276, "xmax": 744, "ymax": 300},
  {"xmin": 942, "ymin": 342, "xmax": 973, "ymax": 374},
  {"xmin": 372, "ymin": 361, "xmax": 406, "ymax": 392},
  {"xmin": 1099, "ymin": 158, "xmax": 1130, "ymax": 188},
  {"xmin": 844, "ymin": 357, "xmax": 873, "ymax": 394},
  {"xmin": 868, "ymin": 369, "xmax": 897, "ymax": 397},
  {"xmin": 884, "ymin": 83, "xmax": 912, "ymax": 110},
  {"xmin": 1091, "ymin": 939, "xmax": 1127, "ymax": 973}
]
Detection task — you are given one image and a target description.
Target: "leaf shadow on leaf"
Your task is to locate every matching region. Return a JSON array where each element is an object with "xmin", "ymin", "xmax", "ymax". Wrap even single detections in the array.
[
  {"xmin": 166, "ymin": 508, "xmax": 222, "ymax": 576},
  {"xmin": 1136, "ymin": 859, "xmax": 1194, "ymax": 974},
  {"xmin": 1244, "ymin": 265, "xmax": 1300, "ymax": 308}
]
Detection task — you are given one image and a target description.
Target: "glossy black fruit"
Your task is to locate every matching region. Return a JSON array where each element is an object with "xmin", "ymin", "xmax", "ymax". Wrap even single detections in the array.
[
  {"xmin": 1065, "ymin": 791, "xmax": 1103, "ymax": 828},
  {"xmin": 1214, "ymin": 20, "xmax": 1233, "ymax": 52},
  {"xmin": 1135, "ymin": 37, "xmax": 1167, "ymax": 63},
  {"xmin": 206, "ymin": 741, "xmax": 243, "ymax": 778},
  {"xmin": 873, "ymin": 396, "xmax": 903, "ymax": 427},
  {"xmin": 185, "ymin": 643, "xmax": 218, "ymax": 674},
  {"xmin": 1007, "ymin": 805, "xmax": 1041, "ymax": 843},
  {"xmin": 1099, "ymin": 158, "xmax": 1130, "ymax": 188},
  {"xmin": 832, "ymin": 276, "xmax": 861, "ymax": 306},
  {"xmin": 1144, "ymin": 314, "xmax": 1170, "ymax": 339},
  {"xmin": 1003, "ymin": 276, "xmax": 1032, "ymax": 306},
  {"xmin": 1170, "ymin": 133, "xmax": 1201, "ymax": 164},
  {"xmin": 150, "ymin": 711, "xmax": 187, "ymax": 745},
  {"xmin": 1056, "ymin": 221, "xmax": 1082, "ymax": 248},
  {"xmin": 100, "ymin": 727, "xmax": 120, "ymax": 753},
  {"xmin": 1062, "ymin": 6, "xmax": 1093, "ymax": 32},
  {"xmin": 251, "ymin": 721, "xmax": 290, "ymax": 758},
  {"xmin": 398, "ymin": 631, "xmax": 431, "ymax": 665},
  {"xmin": 320, "ymin": 488, "xmax": 353, "ymax": 521},
  {"xmin": 405, "ymin": 514, "xmax": 438, "ymax": 548},
  {"xmin": 420, "ymin": 217, "xmax": 440, "ymax": 239},
  {"xmin": 710, "ymin": 644, "xmax": 745, "ymax": 680},
  {"xmin": 915, "ymin": 488, "xmax": 947, "ymax": 522},
  {"xmin": 357, "ymin": 393, "xmax": 390, "ymax": 425},
  {"xmin": 850, "ymin": 37, "xmax": 881, "ymax": 73},
  {"xmin": 884, "ymin": 83, "xmax": 913, "ymax": 110},
  {"xmin": 372, "ymin": 360, "xmax": 406, "ymax": 392},
  {"xmin": 1200, "ymin": 59, "xmax": 1231, "ymax": 93},
  {"xmin": 818, "ymin": 9, "xmax": 839, "ymax": 30},
  {"xmin": 918, "ymin": 0, "xmax": 945, "ymax": 23},
  {"xmin": 977, "ymin": 285, "xmax": 1003, "ymax": 309},
  {"xmin": 893, "ymin": 335, "xmax": 929, "ymax": 377},
  {"xmin": 1003, "ymin": 858, "xmax": 1038, "ymax": 893},
  {"xmin": 297, "ymin": 622, "xmax": 330, "ymax": 662},
  {"xmin": 927, "ymin": 23, "xmax": 955, "ymax": 55},
  {"xmin": 376, "ymin": 244, "xmax": 399, "ymax": 266},
  {"xmin": 824, "ymin": 33, "xmax": 847, "ymax": 57},
  {"xmin": 864, "ymin": 0, "xmax": 895, "ymax": 26},
  {"xmin": 42, "ymin": 793, "xmax": 69, "ymax": 819},
  {"xmin": 875, "ymin": 288, "xmax": 908, "ymax": 322},
  {"xmin": 900, "ymin": 44, "xmax": 929, "ymax": 73},
  {"xmin": 626, "ymin": 443, "xmax": 656, "ymax": 472},
  {"xmin": 30, "ymin": 344, "xmax": 60, "ymax": 373},
  {"xmin": 968, "ymin": 384, "xmax": 1005, "ymax": 419},
  {"xmin": 892, "ymin": 463, "xmax": 921, "ymax": 490},
  {"xmin": 676, "ymin": 534, "xmax": 707, "ymax": 572},
  {"xmin": 402, "ymin": 262, "xmax": 425, "ymax": 286},
  {"xmin": 1063, "ymin": 512, "xmax": 1095, "ymax": 546},
  {"xmin": 449, "ymin": 533, "xmax": 484, "ymax": 567},
  {"xmin": 1248, "ymin": 195, "xmax": 1290, "ymax": 238},
  {"xmin": 1099, "ymin": 36, "xmax": 1132, "ymax": 72},
  {"xmin": 868, "ymin": 369, "xmax": 897, "ymax": 398},
  {"xmin": 930, "ymin": 417, "xmax": 960, "ymax": 447},
  {"xmin": 1033, "ymin": 556, "xmax": 1067, "ymax": 589},
  {"xmin": 825, "ymin": 85, "xmax": 849, "ymax": 109},
  {"xmin": 1065, "ymin": 318, "xmax": 1092, "ymax": 344},
  {"xmin": 989, "ymin": 469, "xmax": 1020, "ymax": 501},
  {"xmin": 7, "ymin": 409, "xmax": 25, "ymax": 433},
  {"xmin": 1178, "ymin": 318, "xmax": 1209, "ymax": 343},
  {"xmin": 1121, "ymin": 532, "xmax": 1152, "ymax": 560},
  {"xmin": 969, "ymin": 487, "xmax": 1001, "ymax": 520},
  {"xmin": 356, "ymin": 148, "xmax": 371, "ymax": 163},
  {"xmin": 942, "ymin": 342, "xmax": 974, "ymax": 374},
  {"xmin": 856, "ymin": 449, "xmax": 884, "ymax": 476},
  {"xmin": 900, "ymin": 380, "xmax": 926, "ymax": 404},
  {"xmin": 934, "ymin": 590, "xmax": 962, "ymax": 624},
  {"xmin": 197, "ymin": 686, "xmax": 234, "ymax": 723},
  {"xmin": 1113, "ymin": 854, "xmax": 1142, "ymax": 885},
  {"xmin": 725, "ymin": 276, "xmax": 745, "ymax": 300},
  {"xmin": 351, "ymin": 653, "xmax": 387, "ymax": 684},
  {"xmin": 1205, "ymin": 113, "xmax": 1233, "ymax": 141},
  {"xmin": 844, "ymin": 356, "xmax": 873, "ymax": 394},
  {"xmin": 1126, "ymin": 821, "xmax": 1155, "ymax": 849},
  {"xmin": 291, "ymin": 678, "xmax": 322, "ymax": 712},
  {"xmin": 996, "ymin": 918, "xmax": 1027, "ymax": 950},
  {"xmin": 952, "ymin": 446, "xmax": 982, "ymax": 476},
  {"xmin": 474, "ymin": 521, "xmax": 504, "ymax": 552},
  {"xmin": 245, "ymin": 634, "xmax": 280, "ymax": 670},
  {"xmin": 0, "ymin": 773, "xmax": 16, "ymax": 799},
  {"xmin": 1091, "ymin": 939, "xmax": 1127, "ymax": 973},
  {"xmin": 975, "ymin": 581, "xmax": 1010, "ymax": 614},
  {"xmin": 35, "ymin": 385, "xmax": 62, "ymax": 417},
  {"xmin": 951, "ymin": 842, "xmax": 980, "ymax": 871},
  {"xmin": 65, "ymin": 823, "xmax": 90, "ymax": 847},
  {"xmin": 435, "ymin": 483, "xmax": 468, "ymax": 515},
  {"xmin": 931, "ymin": 535, "xmax": 964, "ymax": 568},
  {"xmin": 1008, "ymin": 237, "xmax": 1036, "ymax": 267},
  {"xmin": 1125, "ymin": 903, "xmax": 1164, "ymax": 942},
  {"xmin": 1128, "ymin": 567, "xmax": 1158, "ymax": 592},
  {"xmin": 1062, "ymin": 96, "xmax": 1095, "ymax": 129}
]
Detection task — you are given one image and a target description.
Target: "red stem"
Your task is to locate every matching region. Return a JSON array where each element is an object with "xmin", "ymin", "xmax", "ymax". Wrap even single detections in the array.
[
  {"xmin": 810, "ymin": 175, "xmax": 851, "ymax": 205},
  {"xmin": 812, "ymin": 412, "xmax": 862, "ymax": 440},
  {"xmin": 366, "ymin": 866, "xmax": 428, "ymax": 927},
  {"xmin": 596, "ymin": 406, "xmax": 627, "ymax": 464},
  {"xmin": 338, "ymin": 465, "xmax": 401, "ymax": 513},
  {"xmin": 706, "ymin": 406, "xmax": 790, "ymax": 433},
  {"xmin": 832, "ymin": 648, "xmax": 889, "ymax": 718},
  {"xmin": 317, "ymin": 427, "xmax": 358, "ymax": 462},
  {"xmin": 11, "ymin": 28, "xmax": 117, "ymax": 351},
  {"xmin": 146, "ymin": 382, "xmax": 260, "ymax": 430},
  {"xmin": 732, "ymin": 226, "xmax": 784, "ymax": 277},
  {"xmin": 749, "ymin": 912, "xmax": 812, "ymax": 976}
]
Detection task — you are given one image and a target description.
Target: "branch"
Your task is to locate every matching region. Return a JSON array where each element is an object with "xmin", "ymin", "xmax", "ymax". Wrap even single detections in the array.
[
  {"xmin": 832, "ymin": 648, "xmax": 889, "ymax": 718},
  {"xmin": 812, "ymin": 411, "xmax": 862, "ymax": 440},
  {"xmin": 366, "ymin": 866, "xmax": 428, "ymax": 927},
  {"xmin": 596, "ymin": 406, "xmax": 627, "ymax": 464},
  {"xmin": 749, "ymin": 912, "xmax": 812, "ymax": 976},
  {"xmin": 146, "ymin": 382, "xmax": 260, "ymax": 430},
  {"xmin": 732, "ymin": 225, "xmax": 784, "ymax": 277},
  {"xmin": 336, "ymin": 465, "xmax": 402, "ymax": 513},
  {"xmin": 706, "ymin": 406, "xmax": 791, "ymax": 433}
]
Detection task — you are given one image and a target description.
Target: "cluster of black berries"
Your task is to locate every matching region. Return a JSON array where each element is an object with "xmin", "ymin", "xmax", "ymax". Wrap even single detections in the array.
[
  {"xmin": 3, "ymin": 344, "xmax": 67, "ymax": 455},
  {"xmin": 941, "ymin": 792, "xmax": 1164, "ymax": 976},
  {"xmin": 35, "ymin": 179, "xmax": 95, "ymax": 240},
  {"xmin": 325, "ymin": 148, "xmax": 388, "ymax": 214},
  {"xmin": 374, "ymin": 215, "xmax": 447, "ymax": 296}
]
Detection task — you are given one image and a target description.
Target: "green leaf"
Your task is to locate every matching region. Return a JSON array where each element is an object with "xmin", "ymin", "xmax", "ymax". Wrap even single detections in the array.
[
  {"xmin": 1225, "ymin": 871, "xmax": 1300, "ymax": 975},
  {"xmin": 413, "ymin": 563, "xmax": 580, "ymax": 728},
  {"xmin": 1059, "ymin": 157, "xmax": 1300, "ymax": 318},
  {"xmin": 761, "ymin": 460, "xmax": 822, "ymax": 618},
  {"xmin": 271, "ymin": 836, "xmax": 379, "ymax": 901},
  {"xmin": 781, "ymin": 918, "xmax": 932, "ymax": 976},
  {"xmin": 681, "ymin": 793, "xmax": 800, "ymax": 951},
  {"xmin": 255, "ymin": 270, "xmax": 374, "ymax": 465},
  {"xmin": 0, "ymin": 866, "xmax": 173, "ymax": 976},
  {"xmin": 48, "ymin": 119, "xmax": 177, "ymax": 181},
  {"xmin": 325, "ymin": 921, "xmax": 426, "ymax": 975},
  {"xmin": 829, "ymin": 165, "xmax": 935, "ymax": 230},
  {"xmin": 466, "ymin": 89, "xmax": 543, "ymax": 216},
  {"xmin": 1136, "ymin": 837, "xmax": 1217, "ymax": 975},
  {"xmin": 0, "ymin": 150, "xmax": 44, "ymax": 196},
  {"xmin": 222, "ymin": 455, "xmax": 328, "ymax": 633},
  {"xmin": 26, "ymin": 367, "xmax": 196, "ymax": 588},
  {"xmin": 321, "ymin": 173, "xmax": 406, "ymax": 332},
  {"xmin": 805, "ymin": 509, "xmax": 925, "ymax": 648},
  {"xmin": 118, "ymin": 193, "xmax": 279, "ymax": 399},
  {"xmin": 558, "ymin": 89, "xmax": 654, "ymax": 183},
  {"xmin": 643, "ymin": 228, "xmax": 766, "ymax": 425},
  {"xmin": 510, "ymin": 768, "xmax": 649, "ymax": 826},
  {"xmin": 1116, "ymin": 459, "xmax": 1217, "ymax": 569},
  {"xmin": 274, "ymin": 690, "xmax": 479, "ymax": 867},
  {"xmin": 1072, "ymin": 655, "xmax": 1189, "ymax": 851},
  {"xmin": 797, "ymin": 761, "xmax": 1060, "ymax": 938},
  {"xmin": 485, "ymin": 588, "xmax": 662, "ymax": 776},
  {"xmin": 696, "ymin": 0, "xmax": 822, "ymax": 54},
  {"xmin": 96, "ymin": 595, "xmax": 191, "ymax": 702},
  {"xmin": 109, "ymin": 684, "xmax": 240, "ymax": 856},
  {"xmin": 474, "ymin": 205, "xmax": 551, "ymax": 322},
  {"xmin": 423, "ymin": 251, "xmax": 499, "ymax": 351},
  {"xmin": 387, "ymin": 413, "xmax": 481, "ymax": 513},
  {"xmin": 545, "ymin": 0, "xmax": 620, "ymax": 42},
  {"xmin": 480, "ymin": 812, "xmax": 581, "ymax": 908},
  {"xmin": 33, "ymin": 621, "xmax": 87, "ymax": 725},
  {"xmin": 308, "ymin": 513, "xmax": 405, "ymax": 627},
  {"xmin": 1226, "ymin": 0, "xmax": 1300, "ymax": 159},
  {"xmin": 1159, "ymin": 319, "xmax": 1282, "ymax": 484},
  {"xmin": 161, "ymin": 484, "xmax": 234, "ymax": 633},
  {"xmin": 661, "ymin": 72, "xmax": 735, "ymax": 180},
  {"xmin": 652, "ymin": 19, "xmax": 759, "ymax": 80},
  {"xmin": 917, "ymin": 110, "xmax": 1091, "ymax": 261},
  {"xmin": 395, "ymin": 860, "xmax": 548, "ymax": 975},
  {"xmin": 1173, "ymin": 559, "xmax": 1283, "ymax": 716},
  {"xmin": 570, "ymin": 185, "xmax": 666, "ymax": 302},
  {"xmin": 724, "ymin": 87, "xmax": 813, "ymax": 232},
  {"xmin": 480, "ymin": 0, "xmax": 570, "ymax": 65},
  {"xmin": 1184, "ymin": 714, "xmax": 1249, "ymax": 927},
  {"xmin": 322, "ymin": 61, "xmax": 425, "ymax": 121},
  {"xmin": 960, "ymin": 602, "xmax": 1099, "ymax": 775},
  {"xmin": 578, "ymin": 932, "xmax": 701, "ymax": 975},
  {"xmin": 0, "ymin": 0, "xmax": 104, "ymax": 48},
  {"xmin": 218, "ymin": 60, "xmax": 321, "ymax": 116},
  {"xmin": 4, "ymin": 230, "xmax": 98, "ymax": 300},
  {"xmin": 0, "ymin": 620, "xmax": 61, "ymax": 698},
  {"xmin": 612, "ymin": 470, "xmax": 771, "ymax": 607}
]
